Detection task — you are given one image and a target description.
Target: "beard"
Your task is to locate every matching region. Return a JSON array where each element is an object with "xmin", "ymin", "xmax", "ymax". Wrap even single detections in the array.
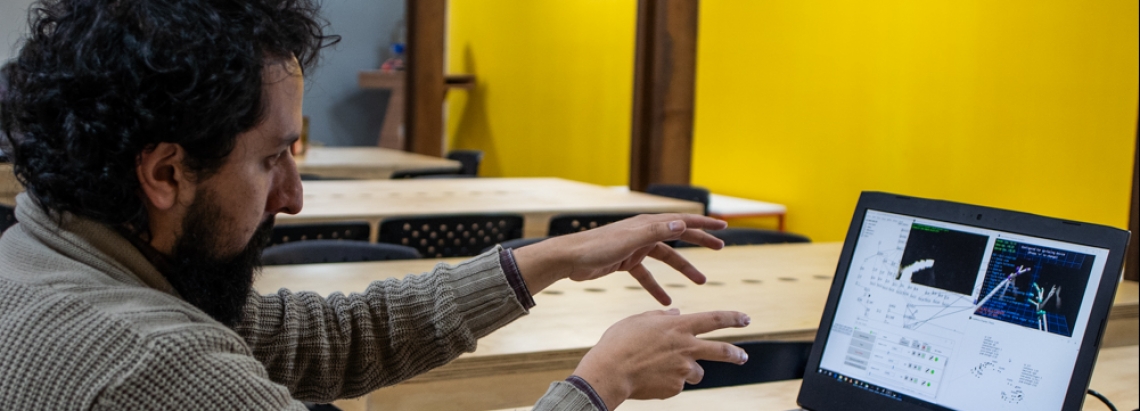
[{"xmin": 162, "ymin": 189, "xmax": 274, "ymax": 327}]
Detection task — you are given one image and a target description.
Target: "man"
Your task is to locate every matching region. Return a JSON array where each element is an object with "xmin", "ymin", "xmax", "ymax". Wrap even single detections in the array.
[{"xmin": 0, "ymin": 0, "xmax": 750, "ymax": 409}]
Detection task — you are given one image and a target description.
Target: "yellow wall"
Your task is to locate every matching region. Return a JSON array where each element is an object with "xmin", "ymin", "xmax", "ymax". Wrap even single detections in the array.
[
  {"xmin": 447, "ymin": 0, "xmax": 636, "ymax": 185},
  {"xmin": 450, "ymin": 1, "xmax": 1139, "ymax": 242},
  {"xmin": 694, "ymin": 0, "xmax": 1138, "ymax": 241}
]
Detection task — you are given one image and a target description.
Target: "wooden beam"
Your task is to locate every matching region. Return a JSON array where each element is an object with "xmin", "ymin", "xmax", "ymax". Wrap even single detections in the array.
[
  {"xmin": 1127, "ymin": 106, "xmax": 1138, "ymax": 282},
  {"xmin": 405, "ymin": 0, "xmax": 447, "ymax": 157},
  {"xmin": 629, "ymin": 0, "xmax": 699, "ymax": 191}
]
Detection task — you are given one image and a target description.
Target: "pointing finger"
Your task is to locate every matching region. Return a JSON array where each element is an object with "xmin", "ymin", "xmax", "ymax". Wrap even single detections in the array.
[{"xmin": 681, "ymin": 310, "xmax": 751, "ymax": 335}]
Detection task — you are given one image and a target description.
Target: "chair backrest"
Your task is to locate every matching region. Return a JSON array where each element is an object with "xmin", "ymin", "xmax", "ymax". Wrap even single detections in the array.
[
  {"xmin": 378, "ymin": 214, "xmax": 524, "ymax": 258},
  {"xmin": 0, "ymin": 204, "xmax": 16, "ymax": 234},
  {"xmin": 684, "ymin": 341, "xmax": 813, "ymax": 390},
  {"xmin": 645, "ymin": 184, "xmax": 710, "ymax": 215},
  {"xmin": 446, "ymin": 150, "xmax": 484, "ymax": 176},
  {"xmin": 300, "ymin": 173, "xmax": 354, "ymax": 181},
  {"xmin": 485, "ymin": 236, "xmax": 548, "ymax": 253},
  {"xmin": 270, "ymin": 222, "xmax": 371, "ymax": 246},
  {"xmin": 262, "ymin": 240, "xmax": 421, "ymax": 265},
  {"xmin": 547, "ymin": 213, "xmax": 639, "ymax": 237},
  {"xmin": 389, "ymin": 167, "xmax": 463, "ymax": 179},
  {"xmin": 674, "ymin": 227, "xmax": 810, "ymax": 248}
]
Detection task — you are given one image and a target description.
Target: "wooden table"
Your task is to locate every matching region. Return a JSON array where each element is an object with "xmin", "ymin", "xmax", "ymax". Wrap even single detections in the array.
[
  {"xmin": 280, "ymin": 177, "xmax": 704, "ymax": 240},
  {"xmin": 490, "ymin": 344, "xmax": 1140, "ymax": 411},
  {"xmin": 708, "ymin": 193, "xmax": 788, "ymax": 231},
  {"xmin": 253, "ymin": 243, "xmax": 1139, "ymax": 411},
  {"xmin": 0, "ymin": 163, "xmax": 21, "ymax": 206},
  {"xmin": 295, "ymin": 146, "xmax": 460, "ymax": 180}
]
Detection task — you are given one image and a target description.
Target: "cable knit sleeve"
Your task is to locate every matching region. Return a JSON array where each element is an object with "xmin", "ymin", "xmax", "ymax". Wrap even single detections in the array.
[
  {"xmin": 93, "ymin": 328, "xmax": 308, "ymax": 411},
  {"xmin": 234, "ymin": 247, "xmax": 528, "ymax": 402}
]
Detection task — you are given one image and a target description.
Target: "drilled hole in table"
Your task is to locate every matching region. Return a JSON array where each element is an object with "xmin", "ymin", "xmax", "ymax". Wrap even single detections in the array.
[
  {"xmin": 584, "ymin": 288, "xmax": 606, "ymax": 293},
  {"xmin": 625, "ymin": 286, "xmax": 643, "ymax": 290},
  {"xmin": 742, "ymin": 279, "xmax": 762, "ymax": 284},
  {"xmin": 542, "ymin": 290, "xmax": 563, "ymax": 295},
  {"xmin": 778, "ymin": 277, "xmax": 798, "ymax": 282},
  {"xmin": 813, "ymin": 275, "xmax": 832, "ymax": 280},
  {"xmin": 706, "ymin": 281, "xmax": 725, "ymax": 286},
  {"xmin": 665, "ymin": 283, "xmax": 686, "ymax": 288}
]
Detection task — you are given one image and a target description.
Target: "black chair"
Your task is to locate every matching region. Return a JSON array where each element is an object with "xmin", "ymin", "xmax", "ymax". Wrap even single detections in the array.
[
  {"xmin": 645, "ymin": 184, "xmax": 710, "ymax": 215},
  {"xmin": 300, "ymin": 173, "xmax": 354, "ymax": 181},
  {"xmin": 378, "ymin": 214, "xmax": 524, "ymax": 258},
  {"xmin": 485, "ymin": 236, "xmax": 548, "ymax": 253},
  {"xmin": 389, "ymin": 167, "xmax": 465, "ymax": 179},
  {"xmin": 446, "ymin": 150, "xmax": 484, "ymax": 176},
  {"xmin": 685, "ymin": 341, "xmax": 813, "ymax": 391},
  {"xmin": 675, "ymin": 228, "xmax": 810, "ymax": 248},
  {"xmin": 547, "ymin": 213, "xmax": 639, "ymax": 237},
  {"xmin": 407, "ymin": 173, "xmax": 477, "ymax": 180},
  {"xmin": 262, "ymin": 240, "xmax": 421, "ymax": 265},
  {"xmin": 0, "ymin": 204, "xmax": 16, "ymax": 234},
  {"xmin": 270, "ymin": 222, "xmax": 371, "ymax": 247}
]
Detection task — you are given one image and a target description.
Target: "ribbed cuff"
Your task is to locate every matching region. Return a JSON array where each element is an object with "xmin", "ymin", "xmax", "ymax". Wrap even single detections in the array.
[
  {"xmin": 566, "ymin": 375, "xmax": 609, "ymax": 411},
  {"xmin": 499, "ymin": 247, "xmax": 535, "ymax": 310}
]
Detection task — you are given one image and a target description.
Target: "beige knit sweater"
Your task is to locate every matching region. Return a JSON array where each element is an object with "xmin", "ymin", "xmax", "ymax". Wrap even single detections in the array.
[{"xmin": 0, "ymin": 194, "xmax": 596, "ymax": 410}]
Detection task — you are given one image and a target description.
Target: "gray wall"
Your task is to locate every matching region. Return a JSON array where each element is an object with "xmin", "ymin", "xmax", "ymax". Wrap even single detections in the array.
[
  {"xmin": 1, "ymin": 0, "xmax": 33, "ymax": 63},
  {"xmin": 1, "ymin": 0, "xmax": 402, "ymax": 147}
]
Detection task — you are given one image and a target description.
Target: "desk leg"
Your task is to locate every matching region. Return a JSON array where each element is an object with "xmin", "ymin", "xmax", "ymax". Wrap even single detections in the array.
[{"xmin": 778, "ymin": 215, "xmax": 785, "ymax": 232}]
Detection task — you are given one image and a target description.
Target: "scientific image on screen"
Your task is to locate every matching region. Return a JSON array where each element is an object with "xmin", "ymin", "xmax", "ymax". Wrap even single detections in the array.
[
  {"xmin": 973, "ymin": 239, "xmax": 1094, "ymax": 337},
  {"xmin": 895, "ymin": 224, "xmax": 990, "ymax": 295}
]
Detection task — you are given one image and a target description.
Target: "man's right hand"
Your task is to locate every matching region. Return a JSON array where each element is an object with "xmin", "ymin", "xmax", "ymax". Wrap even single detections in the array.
[{"xmin": 570, "ymin": 309, "xmax": 751, "ymax": 409}]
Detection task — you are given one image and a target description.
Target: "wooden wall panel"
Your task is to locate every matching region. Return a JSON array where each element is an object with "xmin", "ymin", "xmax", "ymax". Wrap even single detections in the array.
[
  {"xmin": 629, "ymin": 0, "xmax": 699, "ymax": 191},
  {"xmin": 406, "ymin": 0, "xmax": 447, "ymax": 156},
  {"xmin": 1127, "ymin": 109, "xmax": 1138, "ymax": 282}
]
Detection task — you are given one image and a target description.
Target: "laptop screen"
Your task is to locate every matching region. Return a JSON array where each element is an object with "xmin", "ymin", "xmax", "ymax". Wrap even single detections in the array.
[{"xmin": 816, "ymin": 209, "xmax": 1111, "ymax": 410}]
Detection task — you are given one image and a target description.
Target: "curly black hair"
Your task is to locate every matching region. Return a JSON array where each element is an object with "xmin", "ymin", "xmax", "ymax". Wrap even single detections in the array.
[{"xmin": 0, "ymin": 0, "xmax": 338, "ymax": 234}]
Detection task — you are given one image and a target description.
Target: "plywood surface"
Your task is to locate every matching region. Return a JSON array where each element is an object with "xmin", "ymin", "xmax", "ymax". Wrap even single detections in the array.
[
  {"xmin": 273, "ymin": 242, "xmax": 1137, "ymax": 411},
  {"xmin": 279, "ymin": 177, "xmax": 704, "ymax": 238},
  {"xmin": 487, "ymin": 345, "xmax": 1139, "ymax": 411},
  {"xmin": 295, "ymin": 146, "xmax": 459, "ymax": 180}
]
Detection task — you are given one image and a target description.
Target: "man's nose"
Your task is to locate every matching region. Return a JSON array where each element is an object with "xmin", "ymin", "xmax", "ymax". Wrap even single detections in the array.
[{"xmin": 268, "ymin": 160, "xmax": 303, "ymax": 215}]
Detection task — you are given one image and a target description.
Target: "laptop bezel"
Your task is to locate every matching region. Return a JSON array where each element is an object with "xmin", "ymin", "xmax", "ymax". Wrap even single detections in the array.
[{"xmin": 796, "ymin": 191, "xmax": 1130, "ymax": 411}]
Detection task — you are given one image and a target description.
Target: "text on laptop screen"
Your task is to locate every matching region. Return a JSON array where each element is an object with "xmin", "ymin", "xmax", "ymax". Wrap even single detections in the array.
[{"xmin": 817, "ymin": 210, "xmax": 1110, "ymax": 410}]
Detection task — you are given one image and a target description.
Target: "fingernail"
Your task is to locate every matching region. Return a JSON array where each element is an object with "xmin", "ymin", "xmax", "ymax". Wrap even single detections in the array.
[
  {"xmin": 668, "ymin": 220, "xmax": 683, "ymax": 231},
  {"xmin": 739, "ymin": 352, "xmax": 749, "ymax": 364},
  {"xmin": 741, "ymin": 315, "xmax": 751, "ymax": 326},
  {"xmin": 666, "ymin": 308, "xmax": 681, "ymax": 315}
]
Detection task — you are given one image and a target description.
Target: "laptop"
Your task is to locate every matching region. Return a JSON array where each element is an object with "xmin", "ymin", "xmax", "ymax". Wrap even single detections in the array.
[{"xmin": 796, "ymin": 192, "xmax": 1130, "ymax": 411}]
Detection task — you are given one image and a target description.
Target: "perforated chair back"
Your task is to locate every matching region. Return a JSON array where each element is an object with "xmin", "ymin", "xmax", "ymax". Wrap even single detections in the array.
[
  {"xmin": 547, "ymin": 213, "xmax": 639, "ymax": 237},
  {"xmin": 645, "ymin": 184, "xmax": 710, "ymax": 215},
  {"xmin": 685, "ymin": 341, "xmax": 813, "ymax": 390},
  {"xmin": 674, "ymin": 228, "xmax": 810, "ymax": 248},
  {"xmin": 262, "ymin": 240, "xmax": 421, "ymax": 266},
  {"xmin": 270, "ymin": 222, "xmax": 371, "ymax": 246},
  {"xmin": 389, "ymin": 167, "xmax": 463, "ymax": 179},
  {"xmin": 378, "ymin": 214, "xmax": 524, "ymax": 258},
  {"xmin": 446, "ymin": 150, "xmax": 484, "ymax": 176},
  {"xmin": 485, "ymin": 237, "xmax": 548, "ymax": 253},
  {"xmin": 0, "ymin": 204, "xmax": 16, "ymax": 234}
]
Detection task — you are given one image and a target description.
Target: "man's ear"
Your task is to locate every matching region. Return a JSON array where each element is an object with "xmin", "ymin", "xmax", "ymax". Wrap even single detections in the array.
[{"xmin": 136, "ymin": 142, "xmax": 190, "ymax": 211}]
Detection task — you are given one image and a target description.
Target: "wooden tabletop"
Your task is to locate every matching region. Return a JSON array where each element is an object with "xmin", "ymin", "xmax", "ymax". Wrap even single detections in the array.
[
  {"xmin": 258, "ymin": 243, "xmax": 1138, "ymax": 411},
  {"xmin": 295, "ymin": 146, "xmax": 460, "ymax": 180},
  {"xmin": 489, "ymin": 344, "xmax": 1140, "ymax": 411},
  {"xmin": 280, "ymin": 177, "xmax": 704, "ymax": 239}
]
